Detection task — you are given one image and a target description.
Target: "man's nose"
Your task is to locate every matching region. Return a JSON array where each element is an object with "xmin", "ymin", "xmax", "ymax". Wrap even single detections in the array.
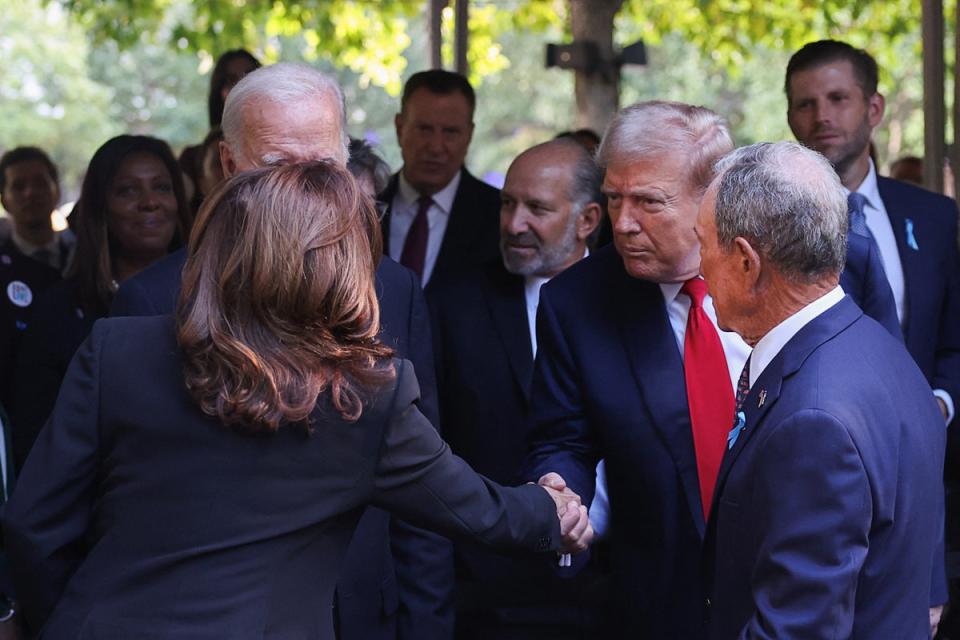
[{"xmin": 503, "ymin": 208, "xmax": 529, "ymax": 236}]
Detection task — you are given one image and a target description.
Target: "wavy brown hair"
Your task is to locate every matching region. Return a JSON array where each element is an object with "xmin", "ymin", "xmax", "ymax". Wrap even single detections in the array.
[{"xmin": 176, "ymin": 161, "xmax": 394, "ymax": 432}]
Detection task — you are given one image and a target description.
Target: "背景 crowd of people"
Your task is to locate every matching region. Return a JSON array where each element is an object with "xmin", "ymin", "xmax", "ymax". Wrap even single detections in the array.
[{"xmin": 0, "ymin": 37, "xmax": 957, "ymax": 640}]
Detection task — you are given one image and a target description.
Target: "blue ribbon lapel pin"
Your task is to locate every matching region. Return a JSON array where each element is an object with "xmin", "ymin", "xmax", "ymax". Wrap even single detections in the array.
[
  {"xmin": 905, "ymin": 218, "xmax": 919, "ymax": 251},
  {"xmin": 728, "ymin": 411, "xmax": 746, "ymax": 450}
]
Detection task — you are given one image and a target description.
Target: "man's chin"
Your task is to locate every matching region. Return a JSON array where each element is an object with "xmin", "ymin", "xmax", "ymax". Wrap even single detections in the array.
[{"xmin": 502, "ymin": 254, "xmax": 540, "ymax": 277}]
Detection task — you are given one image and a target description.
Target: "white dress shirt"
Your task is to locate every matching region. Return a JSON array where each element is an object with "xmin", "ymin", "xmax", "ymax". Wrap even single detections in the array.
[
  {"xmin": 524, "ymin": 275, "xmax": 550, "ymax": 358},
  {"xmin": 389, "ymin": 171, "xmax": 461, "ymax": 286}
]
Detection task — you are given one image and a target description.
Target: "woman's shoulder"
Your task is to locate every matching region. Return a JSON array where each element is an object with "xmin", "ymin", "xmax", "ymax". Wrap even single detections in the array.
[{"xmin": 89, "ymin": 314, "xmax": 178, "ymax": 358}]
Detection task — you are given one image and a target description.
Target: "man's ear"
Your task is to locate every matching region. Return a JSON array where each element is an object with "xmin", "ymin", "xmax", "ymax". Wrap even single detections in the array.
[
  {"xmin": 576, "ymin": 203, "xmax": 602, "ymax": 242},
  {"xmin": 734, "ymin": 236, "xmax": 761, "ymax": 287},
  {"xmin": 867, "ymin": 92, "xmax": 885, "ymax": 129},
  {"xmin": 394, "ymin": 112, "xmax": 404, "ymax": 143},
  {"xmin": 219, "ymin": 141, "xmax": 237, "ymax": 178}
]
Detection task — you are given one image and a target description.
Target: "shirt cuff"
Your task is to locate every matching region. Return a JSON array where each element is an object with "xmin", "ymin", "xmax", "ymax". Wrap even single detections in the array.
[{"xmin": 933, "ymin": 389, "xmax": 955, "ymax": 426}]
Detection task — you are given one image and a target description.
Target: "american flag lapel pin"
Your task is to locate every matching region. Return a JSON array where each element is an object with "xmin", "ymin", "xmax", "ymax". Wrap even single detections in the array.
[{"xmin": 757, "ymin": 389, "xmax": 767, "ymax": 408}]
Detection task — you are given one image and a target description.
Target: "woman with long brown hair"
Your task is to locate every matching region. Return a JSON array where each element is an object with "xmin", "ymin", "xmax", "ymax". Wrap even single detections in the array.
[{"xmin": 4, "ymin": 161, "xmax": 587, "ymax": 639}]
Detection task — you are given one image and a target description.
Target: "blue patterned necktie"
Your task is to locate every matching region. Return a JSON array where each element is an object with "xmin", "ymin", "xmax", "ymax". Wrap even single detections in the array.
[{"xmin": 847, "ymin": 192, "xmax": 871, "ymax": 238}]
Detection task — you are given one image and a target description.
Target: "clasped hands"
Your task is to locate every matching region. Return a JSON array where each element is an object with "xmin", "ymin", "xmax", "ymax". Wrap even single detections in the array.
[{"xmin": 537, "ymin": 472, "xmax": 594, "ymax": 555}]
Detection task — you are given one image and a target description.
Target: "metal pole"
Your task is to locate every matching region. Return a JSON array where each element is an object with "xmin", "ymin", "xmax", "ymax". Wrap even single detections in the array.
[
  {"xmin": 922, "ymin": 0, "xmax": 945, "ymax": 192},
  {"xmin": 455, "ymin": 0, "xmax": 469, "ymax": 76},
  {"xmin": 428, "ymin": 0, "xmax": 445, "ymax": 69}
]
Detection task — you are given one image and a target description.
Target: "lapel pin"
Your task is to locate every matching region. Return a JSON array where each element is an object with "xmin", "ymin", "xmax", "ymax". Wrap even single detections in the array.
[
  {"xmin": 905, "ymin": 218, "xmax": 919, "ymax": 251},
  {"xmin": 757, "ymin": 389, "xmax": 767, "ymax": 407},
  {"xmin": 727, "ymin": 411, "xmax": 746, "ymax": 450}
]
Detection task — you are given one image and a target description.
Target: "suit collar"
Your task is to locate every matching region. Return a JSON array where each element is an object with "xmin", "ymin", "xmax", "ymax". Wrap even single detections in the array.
[
  {"xmin": 876, "ymin": 177, "xmax": 914, "ymax": 259},
  {"xmin": 876, "ymin": 177, "xmax": 922, "ymax": 336},
  {"xmin": 712, "ymin": 296, "xmax": 863, "ymax": 503},
  {"xmin": 379, "ymin": 168, "xmax": 485, "ymax": 274},
  {"xmin": 614, "ymin": 263, "xmax": 706, "ymax": 535},
  {"xmin": 396, "ymin": 168, "xmax": 462, "ymax": 214},
  {"xmin": 749, "ymin": 286, "xmax": 844, "ymax": 387}
]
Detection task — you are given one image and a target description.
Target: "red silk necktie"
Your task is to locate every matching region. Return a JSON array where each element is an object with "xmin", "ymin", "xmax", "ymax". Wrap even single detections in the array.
[
  {"xmin": 681, "ymin": 277, "xmax": 734, "ymax": 518},
  {"xmin": 399, "ymin": 196, "xmax": 432, "ymax": 281}
]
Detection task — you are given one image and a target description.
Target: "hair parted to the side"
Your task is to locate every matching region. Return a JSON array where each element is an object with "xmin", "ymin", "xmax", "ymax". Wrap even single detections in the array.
[
  {"xmin": 597, "ymin": 100, "xmax": 734, "ymax": 195},
  {"xmin": 177, "ymin": 161, "xmax": 394, "ymax": 432}
]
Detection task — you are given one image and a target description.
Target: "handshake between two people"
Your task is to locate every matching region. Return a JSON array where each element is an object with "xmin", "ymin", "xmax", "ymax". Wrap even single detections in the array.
[{"xmin": 536, "ymin": 472, "xmax": 594, "ymax": 555}]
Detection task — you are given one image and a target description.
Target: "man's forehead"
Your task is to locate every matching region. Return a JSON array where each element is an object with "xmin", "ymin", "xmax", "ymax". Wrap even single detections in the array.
[
  {"xmin": 506, "ymin": 156, "xmax": 570, "ymax": 189},
  {"xmin": 788, "ymin": 60, "xmax": 859, "ymax": 93},
  {"xmin": 6, "ymin": 160, "xmax": 53, "ymax": 178},
  {"xmin": 604, "ymin": 155, "xmax": 689, "ymax": 189}
]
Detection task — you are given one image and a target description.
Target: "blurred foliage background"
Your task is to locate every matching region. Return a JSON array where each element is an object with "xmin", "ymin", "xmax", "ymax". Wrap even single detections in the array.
[{"xmin": 0, "ymin": 0, "xmax": 942, "ymax": 202}]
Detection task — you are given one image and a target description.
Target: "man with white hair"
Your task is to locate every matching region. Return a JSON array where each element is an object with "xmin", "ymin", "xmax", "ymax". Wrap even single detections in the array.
[
  {"xmin": 111, "ymin": 62, "xmax": 455, "ymax": 640},
  {"xmin": 522, "ymin": 101, "xmax": 750, "ymax": 638},
  {"xmin": 699, "ymin": 141, "xmax": 945, "ymax": 639}
]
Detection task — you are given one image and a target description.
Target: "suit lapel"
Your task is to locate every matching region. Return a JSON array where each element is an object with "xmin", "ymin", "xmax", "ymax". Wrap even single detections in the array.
[
  {"xmin": 378, "ymin": 173, "xmax": 401, "ymax": 256},
  {"xmin": 617, "ymin": 275, "xmax": 706, "ymax": 535},
  {"xmin": 712, "ymin": 297, "xmax": 864, "ymax": 503},
  {"xmin": 481, "ymin": 265, "xmax": 534, "ymax": 401},
  {"xmin": 432, "ymin": 169, "xmax": 479, "ymax": 279},
  {"xmin": 876, "ymin": 178, "xmax": 921, "ymax": 337}
]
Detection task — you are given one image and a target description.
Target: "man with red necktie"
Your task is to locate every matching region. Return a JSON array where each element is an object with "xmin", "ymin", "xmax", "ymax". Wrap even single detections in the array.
[{"xmin": 523, "ymin": 100, "xmax": 750, "ymax": 639}]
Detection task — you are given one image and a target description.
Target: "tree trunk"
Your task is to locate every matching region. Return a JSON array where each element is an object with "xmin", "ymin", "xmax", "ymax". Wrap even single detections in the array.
[{"xmin": 570, "ymin": 0, "xmax": 624, "ymax": 135}]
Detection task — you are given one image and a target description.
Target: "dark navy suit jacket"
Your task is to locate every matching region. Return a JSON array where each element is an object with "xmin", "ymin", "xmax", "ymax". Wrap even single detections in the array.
[
  {"xmin": 110, "ymin": 249, "xmax": 454, "ymax": 640},
  {"xmin": 839, "ymin": 232, "xmax": 901, "ymax": 339},
  {"xmin": 703, "ymin": 298, "xmax": 946, "ymax": 639},
  {"xmin": 523, "ymin": 245, "xmax": 708, "ymax": 639},
  {"xmin": 430, "ymin": 261, "xmax": 606, "ymax": 634},
  {"xmin": 876, "ymin": 177, "xmax": 960, "ymax": 411},
  {"xmin": 379, "ymin": 169, "xmax": 501, "ymax": 298},
  {"xmin": 5, "ymin": 318, "xmax": 558, "ymax": 639}
]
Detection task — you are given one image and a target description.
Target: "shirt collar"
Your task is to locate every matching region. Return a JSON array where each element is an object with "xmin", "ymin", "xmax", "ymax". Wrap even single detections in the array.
[
  {"xmin": 11, "ymin": 229, "xmax": 59, "ymax": 257},
  {"xmin": 659, "ymin": 281, "xmax": 685, "ymax": 306},
  {"xmin": 397, "ymin": 169, "xmax": 462, "ymax": 215},
  {"xmin": 843, "ymin": 158, "xmax": 881, "ymax": 211},
  {"xmin": 749, "ymin": 286, "xmax": 844, "ymax": 387}
]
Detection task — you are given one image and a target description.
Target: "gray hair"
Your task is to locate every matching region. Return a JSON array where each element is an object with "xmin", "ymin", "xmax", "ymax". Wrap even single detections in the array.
[
  {"xmin": 597, "ymin": 100, "xmax": 734, "ymax": 194},
  {"xmin": 556, "ymin": 137, "xmax": 602, "ymax": 216},
  {"xmin": 347, "ymin": 138, "xmax": 391, "ymax": 195},
  {"xmin": 713, "ymin": 141, "xmax": 848, "ymax": 281},
  {"xmin": 221, "ymin": 62, "xmax": 349, "ymax": 164}
]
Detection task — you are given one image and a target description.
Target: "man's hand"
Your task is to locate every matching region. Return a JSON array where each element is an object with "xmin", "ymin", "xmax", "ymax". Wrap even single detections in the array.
[
  {"xmin": 538, "ymin": 472, "xmax": 594, "ymax": 554},
  {"xmin": 930, "ymin": 604, "xmax": 944, "ymax": 638}
]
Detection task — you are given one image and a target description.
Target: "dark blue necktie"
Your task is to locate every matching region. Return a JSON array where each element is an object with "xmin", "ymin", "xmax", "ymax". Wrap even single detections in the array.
[{"xmin": 847, "ymin": 192, "xmax": 871, "ymax": 238}]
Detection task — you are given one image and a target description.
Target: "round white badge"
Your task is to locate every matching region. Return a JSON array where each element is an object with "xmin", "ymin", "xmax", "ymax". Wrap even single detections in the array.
[{"xmin": 7, "ymin": 281, "xmax": 33, "ymax": 308}]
